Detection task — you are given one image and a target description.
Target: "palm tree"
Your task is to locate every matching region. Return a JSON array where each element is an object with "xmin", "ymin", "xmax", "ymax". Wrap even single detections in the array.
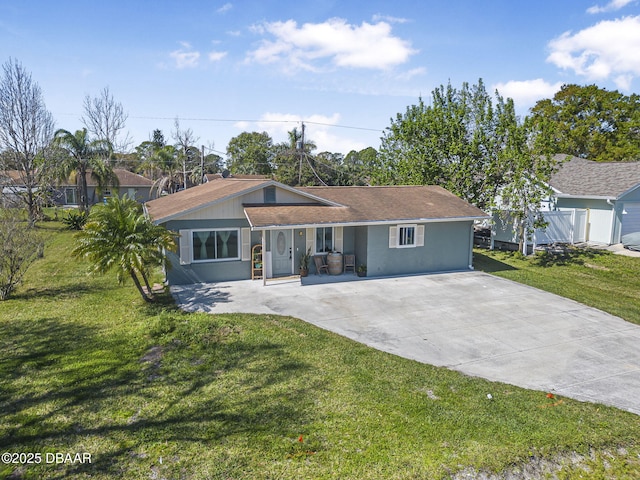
[
  {"xmin": 72, "ymin": 194, "xmax": 176, "ymax": 302},
  {"xmin": 53, "ymin": 128, "xmax": 112, "ymax": 212},
  {"xmin": 149, "ymin": 145, "xmax": 182, "ymax": 198}
]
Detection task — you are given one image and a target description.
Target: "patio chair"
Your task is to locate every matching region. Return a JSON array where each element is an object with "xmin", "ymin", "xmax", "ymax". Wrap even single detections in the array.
[
  {"xmin": 343, "ymin": 254, "xmax": 356, "ymax": 274},
  {"xmin": 313, "ymin": 255, "xmax": 329, "ymax": 275}
]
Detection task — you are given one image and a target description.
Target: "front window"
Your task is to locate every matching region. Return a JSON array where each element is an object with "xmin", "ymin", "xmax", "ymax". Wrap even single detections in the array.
[
  {"xmin": 398, "ymin": 225, "xmax": 416, "ymax": 247},
  {"xmin": 316, "ymin": 227, "xmax": 333, "ymax": 253},
  {"xmin": 192, "ymin": 229, "xmax": 239, "ymax": 262},
  {"xmin": 65, "ymin": 188, "xmax": 77, "ymax": 205}
]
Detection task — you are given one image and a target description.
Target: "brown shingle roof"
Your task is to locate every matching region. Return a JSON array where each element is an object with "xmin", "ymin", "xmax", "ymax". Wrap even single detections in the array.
[
  {"xmin": 146, "ymin": 179, "xmax": 273, "ymax": 223},
  {"xmin": 244, "ymin": 185, "xmax": 487, "ymax": 228},
  {"xmin": 108, "ymin": 169, "xmax": 154, "ymax": 187},
  {"xmin": 146, "ymin": 179, "xmax": 488, "ymax": 227},
  {"xmin": 550, "ymin": 155, "xmax": 640, "ymax": 198},
  {"xmin": 60, "ymin": 169, "xmax": 154, "ymax": 187},
  {"xmin": 0, "ymin": 170, "xmax": 25, "ymax": 184}
]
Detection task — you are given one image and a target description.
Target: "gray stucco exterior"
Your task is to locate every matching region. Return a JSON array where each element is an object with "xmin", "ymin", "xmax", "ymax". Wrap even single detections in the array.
[
  {"xmin": 164, "ymin": 220, "xmax": 477, "ymax": 284},
  {"xmin": 364, "ymin": 222, "xmax": 473, "ymax": 277}
]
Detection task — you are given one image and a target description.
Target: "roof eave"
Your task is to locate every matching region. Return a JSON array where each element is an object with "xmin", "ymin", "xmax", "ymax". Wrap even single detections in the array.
[
  {"xmin": 248, "ymin": 215, "xmax": 488, "ymax": 231},
  {"xmin": 555, "ymin": 193, "xmax": 617, "ymax": 201}
]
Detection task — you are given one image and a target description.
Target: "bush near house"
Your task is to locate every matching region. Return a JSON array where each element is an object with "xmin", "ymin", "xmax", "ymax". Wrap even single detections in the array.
[{"xmin": 0, "ymin": 225, "xmax": 639, "ymax": 479}]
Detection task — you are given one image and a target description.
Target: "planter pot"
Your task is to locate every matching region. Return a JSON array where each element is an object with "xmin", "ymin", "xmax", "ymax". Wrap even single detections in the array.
[
  {"xmin": 357, "ymin": 271, "xmax": 366, "ymax": 277},
  {"xmin": 300, "ymin": 268, "xmax": 309, "ymax": 277}
]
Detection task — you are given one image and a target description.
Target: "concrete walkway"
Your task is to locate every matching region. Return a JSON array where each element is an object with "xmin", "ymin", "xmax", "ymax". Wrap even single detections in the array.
[{"xmin": 171, "ymin": 271, "xmax": 640, "ymax": 415}]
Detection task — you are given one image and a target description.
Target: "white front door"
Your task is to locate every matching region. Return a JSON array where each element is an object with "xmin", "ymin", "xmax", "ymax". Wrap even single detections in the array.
[{"xmin": 271, "ymin": 230, "xmax": 292, "ymax": 276}]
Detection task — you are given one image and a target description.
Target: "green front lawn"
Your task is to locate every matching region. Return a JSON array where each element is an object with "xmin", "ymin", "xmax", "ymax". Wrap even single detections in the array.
[{"xmin": 1, "ymin": 225, "xmax": 639, "ymax": 479}]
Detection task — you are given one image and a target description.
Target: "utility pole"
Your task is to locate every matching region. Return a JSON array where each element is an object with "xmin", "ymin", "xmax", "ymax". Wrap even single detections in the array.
[
  {"xmin": 298, "ymin": 122, "xmax": 305, "ymax": 185},
  {"xmin": 201, "ymin": 144, "xmax": 205, "ymax": 184}
]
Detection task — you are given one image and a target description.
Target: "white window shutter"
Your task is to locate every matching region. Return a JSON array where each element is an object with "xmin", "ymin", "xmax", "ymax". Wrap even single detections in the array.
[
  {"xmin": 389, "ymin": 226, "xmax": 397, "ymax": 248},
  {"xmin": 334, "ymin": 226, "xmax": 343, "ymax": 252},
  {"xmin": 306, "ymin": 228, "xmax": 314, "ymax": 254},
  {"xmin": 241, "ymin": 228, "xmax": 251, "ymax": 261},
  {"xmin": 416, "ymin": 225, "xmax": 425, "ymax": 247},
  {"xmin": 179, "ymin": 229, "xmax": 191, "ymax": 265}
]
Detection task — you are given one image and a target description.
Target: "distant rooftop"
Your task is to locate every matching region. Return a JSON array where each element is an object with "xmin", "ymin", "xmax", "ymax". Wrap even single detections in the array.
[{"xmin": 550, "ymin": 154, "xmax": 640, "ymax": 198}]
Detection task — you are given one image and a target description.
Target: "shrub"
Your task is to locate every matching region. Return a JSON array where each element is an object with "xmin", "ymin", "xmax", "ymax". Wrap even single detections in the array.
[
  {"xmin": 0, "ymin": 208, "xmax": 44, "ymax": 300},
  {"xmin": 62, "ymin": 209, "xmax": 89, "ymax": 230}
]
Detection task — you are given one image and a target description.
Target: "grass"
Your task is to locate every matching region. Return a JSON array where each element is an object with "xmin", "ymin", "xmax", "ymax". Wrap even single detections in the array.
[
  {"xmin": 1, "ymin": 225, "xmax": 639, "ymax": 479},
  {"xmin": 473, "ymin": 246, "xmax": 640, "ymax": 325}
]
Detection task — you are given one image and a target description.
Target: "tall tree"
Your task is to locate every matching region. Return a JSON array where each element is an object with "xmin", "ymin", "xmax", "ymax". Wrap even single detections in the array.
[
  {"xmin": 374, "ymin": 80, "xmax": 504, "ymax": 210},
  {"xmin": 375, "ymin": 79, "xmax": 561, "ymax": 252},
  {"xmin": 172, "ymin": 118, "xmax": 199, "ymax": 189},
  {"xmin": 0, "ymin": 58, "xmax": 55, "ymax": 224},
  {"xmin": 342, "ymin": 147, "xmax": 378, "ymax": 185},
  {"xmin": 226, "ymin": 131, "xmax": 274, "ymax": 175},
  {"xmin": 53, "ymin": 128, "xmax": 113, "ymax": 212},
  {"xmin": 82, "ymin": 86, "xmax": 131, "ymax": 154},
  {"xmin": 495, "ymin": 98, "xmax": 559, "ymax": 253},
  {"xmin": 73, "ymin": 195, "xmax": 176, "ymax": 302},
  {"xmin": 529, "ymin": 84, "xmax": 640, "ymax": 162}
]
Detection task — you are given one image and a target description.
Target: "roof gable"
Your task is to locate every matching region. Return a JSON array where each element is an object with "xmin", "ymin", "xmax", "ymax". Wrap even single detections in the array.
[
  {"xmin": 145, "ymin": 179, "xmax": 340, "ymax": 223},
  {"xmin": 550, "ymin": 155, "xmax": 640, "ymax": 198}
]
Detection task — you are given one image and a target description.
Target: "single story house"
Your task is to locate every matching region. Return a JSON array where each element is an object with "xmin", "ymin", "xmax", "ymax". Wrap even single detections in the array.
[
  {"xmin": 492, "ymin": 155, "xmax": 640, "ymax": 249},
  {"xmin": 144, "ymin": 178, "xmax": 488, "ymax": 285},
  {"xmin": 53, "ymin": 168, "xmax": 154, "ymax": 207}
]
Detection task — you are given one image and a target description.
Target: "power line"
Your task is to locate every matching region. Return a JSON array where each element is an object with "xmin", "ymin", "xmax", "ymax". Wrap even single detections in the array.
[{"xmin": 52, "ymin": 112, "xmax": 383, "ymax": 133}]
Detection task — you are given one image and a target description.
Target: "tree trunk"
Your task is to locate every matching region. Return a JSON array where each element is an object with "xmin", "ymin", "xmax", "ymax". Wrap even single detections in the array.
[
  {"xmin": 129, "ymin": 269, "xmax": 152, "ymax": 302},
  {"xmin": 140, "ymin": 268, "xmax": 154, "ymax": 300},
  {"xmin": 518, "ymin": 220, "xmax": 527, "ymax": 255},
  {"xmin": 79, "ymin": 161, "xmax": 89, "ymax": 213}
]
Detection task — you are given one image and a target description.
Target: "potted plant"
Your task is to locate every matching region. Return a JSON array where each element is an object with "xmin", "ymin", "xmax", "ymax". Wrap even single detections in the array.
[
  {"xmin": 357, "ymin": 264, "xmax": 367, "ymax": 277},
  {"xmin": 299, "ymin": 247, "xmax": 311, "ymax": 277}
]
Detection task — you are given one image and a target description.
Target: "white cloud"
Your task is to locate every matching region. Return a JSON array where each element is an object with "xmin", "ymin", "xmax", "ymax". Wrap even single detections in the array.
[
  {"xmin": 372, "ymin": 14, "xmax": 409, "ymax": 24},
  {"xmin": 169, "ymin": 42, "xmax": 200, "ymax": 68},
  {"xmin": 208, "ymin": 50, "xmax": 228, "ymax": 62},
  {"xmin": 217, "ymin": 3, "xmax": 232, "ymax": 14},
  {"xmin": 493, "ymin": 79, "xmax": 563, "ymax": 107},
  {"xmin": 246, "ymin": 18, "xmax": 416, "ymax": 72},
  {"xmin": 547, "ymin": 16, "xmax": 640, "ymax": 89},
  {"xmin": 395, "ymin": 67, "xmax": 427, "ymax": 81},
  {"xmin": 587, "ymin": 0, "xmax": 634, "ymax": 14}
]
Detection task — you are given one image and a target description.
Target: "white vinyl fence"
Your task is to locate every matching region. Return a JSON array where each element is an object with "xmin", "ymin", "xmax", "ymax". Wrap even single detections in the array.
[{"xmin": 533, "ymin": 209, "xmax": 587, "ymax": 246}]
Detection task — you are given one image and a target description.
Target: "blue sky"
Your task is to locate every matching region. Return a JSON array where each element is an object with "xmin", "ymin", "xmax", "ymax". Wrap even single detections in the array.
[{"xmin": 2, "ymin": 0, "xmax": 640, "ymax": 157}]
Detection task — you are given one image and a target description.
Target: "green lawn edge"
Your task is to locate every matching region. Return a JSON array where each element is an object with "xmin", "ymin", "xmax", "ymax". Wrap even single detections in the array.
[{"xmin": 1, "ymin": 224, "xmax": 639, "ymax": 479}]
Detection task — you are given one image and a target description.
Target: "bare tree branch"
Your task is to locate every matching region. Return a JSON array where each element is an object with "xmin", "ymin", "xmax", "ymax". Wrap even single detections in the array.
[
  {"xmin": 82, "ymin": 86, "xmax": 131, "ymax": 154},
  {"xmin": 0, "ymin": 58, "xmax": 55, "ymax": 224}
]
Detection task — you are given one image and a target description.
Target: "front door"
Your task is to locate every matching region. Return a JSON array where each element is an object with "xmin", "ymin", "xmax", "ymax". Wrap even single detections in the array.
[{"xmin": 271, "ymin": 229, "xmax": 292, "ymax": 277}]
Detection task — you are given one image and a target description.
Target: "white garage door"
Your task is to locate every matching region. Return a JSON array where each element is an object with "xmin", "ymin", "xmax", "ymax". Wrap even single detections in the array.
[{"xmin": 621, "ymin": 204, "xmax": 640, "ymax": 237}]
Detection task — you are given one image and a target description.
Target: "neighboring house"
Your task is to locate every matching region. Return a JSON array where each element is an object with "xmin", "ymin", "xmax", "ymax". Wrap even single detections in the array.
[
  {"xmin": 492, "ymin": 155, "xmax": 640, "ymax": 249},
  {"xmin": 53, "ymin": 168, "xmax": 154, "ymax": 207},
  {"xmin": 0, "ymin": 170, "xmax": 27, "ymax": 207},
  {"xmin": 144, "ymin": 178, "xmax": 488, "ymax": 285}
]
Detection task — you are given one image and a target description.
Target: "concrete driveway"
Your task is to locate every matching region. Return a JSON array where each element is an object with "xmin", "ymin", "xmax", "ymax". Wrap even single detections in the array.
[{"xmin": 171, "ymin": 271, "xmax": 640, "ymax": 415}]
